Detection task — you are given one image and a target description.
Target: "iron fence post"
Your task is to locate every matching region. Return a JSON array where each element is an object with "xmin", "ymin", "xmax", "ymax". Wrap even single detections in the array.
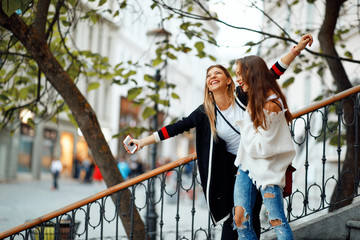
[{"xmin": 148, "ymin": 69, "xmax": 161, "ymax": 240}]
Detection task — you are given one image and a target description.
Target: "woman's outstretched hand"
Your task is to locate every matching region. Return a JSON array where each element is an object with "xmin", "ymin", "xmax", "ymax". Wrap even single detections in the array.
[
  {"xmin": 294, "ymin": 34, "xmax": 313, "ymax": 53},
  {"xmin": 123, "ymin": 137, "xmax": 141, "ymax": 154}
]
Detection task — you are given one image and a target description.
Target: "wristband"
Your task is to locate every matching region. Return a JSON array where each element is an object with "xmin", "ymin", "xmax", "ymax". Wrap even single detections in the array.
[{"xmin": 291, "ymin": 46, "xmax": 300, "ymax": 56}]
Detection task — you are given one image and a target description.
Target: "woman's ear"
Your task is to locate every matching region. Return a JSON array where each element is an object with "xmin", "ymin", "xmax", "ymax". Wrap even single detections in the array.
[{"xmin": 227, "ymin": 78, "xmax": 232, "ymax": 85}]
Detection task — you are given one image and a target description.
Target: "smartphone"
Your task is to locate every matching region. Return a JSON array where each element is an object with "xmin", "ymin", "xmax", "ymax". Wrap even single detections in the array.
[{"xmin": 123, "ymin": 135, "xmax": 137, "ymax": 154}]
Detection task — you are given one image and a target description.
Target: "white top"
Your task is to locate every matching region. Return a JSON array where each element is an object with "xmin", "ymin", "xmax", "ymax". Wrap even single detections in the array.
[
  {"xmin": 50, "ymin": 159, "xmax": 63, "ymax": 173},
  {"xmin": 234, "ymin": 97, "xmax": 295, "ymax": 189},
  {"xmin": 216, "ymin": 103, "xmax": 244, "ymax": 155}
]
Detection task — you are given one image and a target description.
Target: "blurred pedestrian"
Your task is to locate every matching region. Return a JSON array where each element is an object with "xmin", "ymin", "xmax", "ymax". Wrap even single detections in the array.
[
  {"xmin": 72, "ymin": 153, "xmax": 81, "ymax": 179},
  {"xmin": 84, "ymin": 156, "xmax": 95, "ymax": 183},
  {"xmin": 117, "ymin": 157, "xmax": 131, "ymax": 180},
  {"xmin": 130, "ymin": 158, "xmax": 144, "ymax": 178},
  {"xmin": 50, "ymin": 157, "xmax": 62, "ymax": 190}
]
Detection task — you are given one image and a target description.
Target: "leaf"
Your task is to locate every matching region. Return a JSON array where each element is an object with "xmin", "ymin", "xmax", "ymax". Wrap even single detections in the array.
[
  {"xmin": 180, "ymin": 22, "xmax": 190, "ymax": 31},
  {"xmin": 142, "ymin": 107, "xmax": 157, "ymax": 120},
  {"xmin": 153, "ymin": 57, "xmax": 163, "ymax": 67},
  {"xmin": 317, "ymin": 67, "xmax": 324, "ymax": 78},
  {"xmin": 245, "ymin": 41, "xmax": 256, "ymax": 46},
  {"xmin": 87, "ymin": 82, "xmax": 100, "ymax": 92},
  {"xmin": 194, "ymin": 42, "xmax": 205, "ymax": 52},
  {"xmin": 123, "ymin": 70, "xmax": 137, "ymax": 78},
  {"xmin": 67, "ymin": 113, "xmax": 78, "ymax": 128},
  {"xmin": 0, "ymin": 93, "xmax": 10, "ymax": 102},
  {"xmin": 120, "ymin": 0, "xmax": 127, "ymax": 8},
  {"xmin": 157, "ymin": 81, "xmax": 166, "ymax": 89},
  {"xmin": 99, "ymin": 0, "xmax": 107, "ymax": 6},
  {"xmin": 291, "ymin": 0, "xmax": 299, "ymax": 6},
  {"xmin": 209, "ymin": 55, "xmax": 216, "ymax": 62},
  {"xmin": 282, "ymin": 77, "xmax": 294, "ymax": 88},
  {"xmin": 171, "ymin": 93, "xmax": 180, "ymax": 99},
  {"xmin": 2, "ymin": 0, "xmax": 20, "ymax": 16},
  {"xmin": 14, "ymin": 76, "xmax": 31, "ymax": 85},
  {"xmin": 144, "ymin": 74, "xmax": 155, "ymax": 83},
  {"xmin": 293, "ymin": 63, "xmax": 302, "ymax": 74},
  {"xmin": 313, "ymin": 95, "xmax": 323, "ymax": 101},
  {"xmin": 181, "ymin": 46, "xmax": 192, "ymax": 53},
  {"xmin": 166, "ymin": 52, "xmax": 177, "ymax": 60},
  {"xmin": 90, "ymin": 13, "xmax": 100, "ymax": 24},
  {"xmin": 18, "ymin": 87, "xmax": 30, "ymax": 100},
  {"xmin": 27, "ymin": 118, "xmax": 35, "ymax": 128},
  {"xmin": 158, "ymin": 99, "xmax": 170, "ymax": 106},
  {"xmin": 344, "ymin": 51, "xmax": 353, "ymax": 59},
  {"xmin": 196, "ymin": 52, "xmax": 206, "ymax": 58},
  {"xmin": 127, "ymin": 87, "xmax": 142, "ymax": 100}
]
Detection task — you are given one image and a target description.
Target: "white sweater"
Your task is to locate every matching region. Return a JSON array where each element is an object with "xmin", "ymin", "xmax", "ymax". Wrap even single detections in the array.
[{"xmin": 234, "ymin": 109, "xmax": 296, "ymax": 189}]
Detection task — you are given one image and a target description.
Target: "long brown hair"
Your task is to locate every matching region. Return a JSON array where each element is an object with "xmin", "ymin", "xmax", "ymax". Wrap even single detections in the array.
[
  {"xmin": 236, "ymin": 56, "xmax": 292, "ymax": 130},
  {"xmin": 204, "ymin": 65, "xmax": 235, "ymax": 139}
]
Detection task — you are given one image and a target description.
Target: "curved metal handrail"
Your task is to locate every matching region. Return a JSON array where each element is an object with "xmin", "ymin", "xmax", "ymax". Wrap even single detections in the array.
[
  {"xmin": 0, "ymin": 153, "xmax": 197, "ymax": 239},
  {"xmin": 292, "ymin": 84, "xmax": 360, "ymax": 118}
]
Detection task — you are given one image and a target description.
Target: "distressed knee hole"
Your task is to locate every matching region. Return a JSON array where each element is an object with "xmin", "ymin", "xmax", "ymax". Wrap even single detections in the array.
[
  {"xmin": 264, "ymin": 193, "xmax": 275, "ymax": 198},
  {"xmin": 270, "ymin": 219, "xmax": 282, "ymax": 227},
  {"xmin": 234, "ymin": 206, "xmax": 249, "ymax": 227}
]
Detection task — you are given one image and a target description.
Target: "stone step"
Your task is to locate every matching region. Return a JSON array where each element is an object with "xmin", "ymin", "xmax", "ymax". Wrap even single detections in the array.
[{"xmin": 346, "ymin": 220, "xmax": 360, "ymax": 240}]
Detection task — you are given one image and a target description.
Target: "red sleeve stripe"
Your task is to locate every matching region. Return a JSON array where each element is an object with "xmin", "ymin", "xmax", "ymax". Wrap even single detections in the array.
[
  {"xmin": 161, "ymin": 127, "xmax": 170, "ymax": 139},
  {"xmin": 271, "ymin": 65, "xmax": 283, "ymax": 76}
]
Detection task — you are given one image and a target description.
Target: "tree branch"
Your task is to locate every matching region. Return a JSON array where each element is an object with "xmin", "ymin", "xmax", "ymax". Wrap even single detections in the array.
[
  {"xmin": 154, "ymin": 0, "xmax": 360, "ymax": 64},
  {"xmin": 0, "ymin": 51, "xmax": 31, "ymax": 58},
  {"xmin": 34, "ymin": 0, "xmax": 51, "ymax": 40},
  {"xmin": 46, "ymin": 0, "xmax": 64, "ymax": 40},
  {"xmin": 318, "ymin": 0, "xmax": 351, "ymax": 92}
]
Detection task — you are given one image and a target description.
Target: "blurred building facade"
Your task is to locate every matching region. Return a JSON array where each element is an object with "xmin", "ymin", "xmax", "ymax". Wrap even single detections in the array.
[{"xmin": 0, "ymin": 0, "xmax": 219, "ymax": 181}]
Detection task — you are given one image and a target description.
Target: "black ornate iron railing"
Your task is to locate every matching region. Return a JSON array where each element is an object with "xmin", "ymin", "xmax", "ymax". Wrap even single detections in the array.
[
  {"xmin": 285, "ymin": 86, "xmax": 360, "ymax": 223},
  {"xmin": 0, "ymin": 153, "xmax": 222, "ymax": 240},
  {"xmin": 1, "ymin": 85, "xmax": 360, "ymax": 240}
]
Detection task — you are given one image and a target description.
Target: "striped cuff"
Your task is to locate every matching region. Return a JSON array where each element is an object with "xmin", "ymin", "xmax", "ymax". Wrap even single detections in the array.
[
  {"xmin": 271, "ymin": 60, "xmax": 288, "ymax": 78},
  {"xmin": 278, "ymin": 58, "xmax": 289, "ymax": 69},
  {"xmin": 153, "ymin": 132, "xmax": 161, "ymax": 143}
]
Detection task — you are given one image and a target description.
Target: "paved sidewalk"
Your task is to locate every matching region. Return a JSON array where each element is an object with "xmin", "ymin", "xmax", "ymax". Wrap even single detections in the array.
[{"xmin": 0, "ymin": 173, "xmax": 107, "ymax": 233}]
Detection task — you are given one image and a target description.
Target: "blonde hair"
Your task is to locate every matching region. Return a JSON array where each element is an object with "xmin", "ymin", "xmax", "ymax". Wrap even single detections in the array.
[{"xmin": 204, "ymin": 65, "xmax": 235, "ymax": 139}]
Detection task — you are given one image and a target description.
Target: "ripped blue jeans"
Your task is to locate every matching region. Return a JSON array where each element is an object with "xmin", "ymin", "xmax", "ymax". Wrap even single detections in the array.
[{"xmin": 233, "ymin": 168, "xmax": 293, "ymax": 240}]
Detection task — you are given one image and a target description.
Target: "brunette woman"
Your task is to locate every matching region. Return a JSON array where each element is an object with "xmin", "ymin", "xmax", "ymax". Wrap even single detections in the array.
[{"xmin": 233, "ymin": 55, "xmax": 300, "ymax": 239}]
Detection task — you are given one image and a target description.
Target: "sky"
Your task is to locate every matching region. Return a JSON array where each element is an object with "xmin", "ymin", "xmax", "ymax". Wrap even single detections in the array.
[{"xmin": 209, "ymin": 0, "xmax": 263, "ymax": 62}]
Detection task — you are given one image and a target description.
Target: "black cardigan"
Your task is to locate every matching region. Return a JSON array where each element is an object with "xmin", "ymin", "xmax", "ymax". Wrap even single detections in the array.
[{"xmin": 156, "ymin": 88, "xmax": 245, "ymax": 224}]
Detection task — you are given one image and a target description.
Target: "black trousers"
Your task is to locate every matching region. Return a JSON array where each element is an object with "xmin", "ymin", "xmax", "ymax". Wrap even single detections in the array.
[{"xmin": 221, "ymin": 189, "xmax": 262, "ymax": 239}]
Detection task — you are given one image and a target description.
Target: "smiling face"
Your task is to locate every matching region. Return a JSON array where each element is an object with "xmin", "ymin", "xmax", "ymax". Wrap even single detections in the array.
[
  {"xmin": 235, "ymin": 63, "xmax": 249, "ymax": 92},
  {"xmin": 206, "ymin": 67, "xmax": 231, "ymax": 93}
]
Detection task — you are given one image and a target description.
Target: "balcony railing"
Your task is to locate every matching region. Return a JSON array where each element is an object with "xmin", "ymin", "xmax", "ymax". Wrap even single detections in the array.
[{"xmin": 1, "ymin": 85, "xmax": 360, "ymax": 240}]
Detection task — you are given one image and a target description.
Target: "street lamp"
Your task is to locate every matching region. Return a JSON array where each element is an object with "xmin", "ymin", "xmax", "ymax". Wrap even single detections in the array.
[{"xmin": 146, "ymin": 27, "xmax": 171, "ymax": 240}]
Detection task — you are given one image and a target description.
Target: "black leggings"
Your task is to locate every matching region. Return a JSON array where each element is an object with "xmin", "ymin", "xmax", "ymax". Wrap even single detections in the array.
[{"xmin": 221, "ymin": 189, "xmax": 262, "ymax": 240}]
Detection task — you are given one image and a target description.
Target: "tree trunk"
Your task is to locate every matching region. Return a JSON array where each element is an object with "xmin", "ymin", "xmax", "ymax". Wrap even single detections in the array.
[
  {"xmin": 0, "ymin": 11, "xmax": 146, "ymax": 239},
  {"xmin": 318, "ymin": 0, "xmax": 358, "ymax": 212}
]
